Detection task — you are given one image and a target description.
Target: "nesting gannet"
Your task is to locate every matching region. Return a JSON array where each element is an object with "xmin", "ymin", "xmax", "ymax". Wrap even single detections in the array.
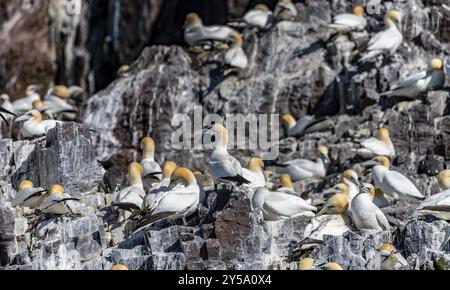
[
  {"xmin": 144, "ymin": 167, "xmax": 200, "ymax": 224},
  {"xmin": 144, "ymin": 161, "xmax": 178, "ymax": 211},
  {"xmin": 42, "ymin": 87, "xmax": 77, "ymax": 116},
  {"xmin": 298, "ymin": 258, "xmax": 315, "ymax": 270},
  {"xmin": 317, "ymin": 183, "xmax": 350, "ymax": 216},
  {"xmin": 274, "ymin": 0, "xmax": 298, "ymax": 21},
  {"xmin": 364, "ymin": 156, "xmax": 425, "ymax": 201},
  {"xmin": 12, "ymin": 180, "xmax": 48, "ymax": 209},
  {"xmin": 252, "ymin": 187, "xmax": 317, "ymax": 221},
  {"xmin": 359, "ymin": 10, "xmax": 403, "ymax": 62},
  {"xmin": 184, "ymin": 12, "xmax": 236, "ymax": 48},
  {"xmin": 351, "ymin": 183, "xmax": 390, "ymax": 231},
  {"xmin": 114, "ymin": 162, "xmax": 146, "ymax": 220},
  {"xmin": 0, "ymin": 94, "xmax": 17, "ymax": 125},
  {"xmin": 279, "ymin": 146, "xmax": 330, "ymax": 181},
  {"xmin": 327, "ymin": 5, "xmax": 367, "ymax": 33},
  {"xmin": 242, "ymin": 4, "xmax": 274, "ymax": 30},
  {"xmin": 205, "ymin": 124, "xmax": 250, "ymax": 187},
  {"xmin": 356, "ymin": 127, "xmax": 395, "ymax": 158},
  {"xmin": 322, "ymin": 263, "xmax": 343, "ymax": 270},
  {"xmin": 117, "ymin": 65, "xmax": 131, "ymax": 78},
  {"xmin": 41, "ymin": 184, "xmax": 79, "ymax": 215},
  {"xmin": 111, "ymin": 264, "xmax": 129, "ymax": 270},
  {"xmin": 272, "ymin": 174, "xmax": 297, "ymax": 193},
  {"xmin": 223, "ymin": 32, "xmax": 248, "ymax": 69},
  {"xmin": 140, "ymin": 137, "xmax": 162, "ymax": 188},
  {"xmin": 380, "ymin": 58, "xmax": 446, "ymax": 98},
  {"xmin": 378, "ymin": 243, "xmax": 398, "ymax": 270},
  {"xmin": 15, "ymin": 110, "xmax": 60, "ymax": 138},
  {"xmin": 280, "ymin": 114, "xmax": 327, "ymax": 137},
  {"xmin": 12, "ymin": 85, "xmax": 42, "ymax": 114},
  {"xmin": 242, "ymin": 157, "xmax": 266, "ymax": 188},
  {"xmin": 416, "ymin": 170, "xmax": 450, "ymax": 220}
]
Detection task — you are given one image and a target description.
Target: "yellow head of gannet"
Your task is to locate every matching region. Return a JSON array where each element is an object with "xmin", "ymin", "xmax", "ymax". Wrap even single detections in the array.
[
  {"xmin": 281, "ymin": 114, "xmax": 296, "ymax": 129},
  {"xmin": 111, "ymin": 264, "xmax": 129, "ymax": 270},
  {"xmin": 298, "ymin": 258, "xmax": 314, "ymax": 270},
  {"xmin": 185, "ymin": 12, "xmax": 202, "ymax": 28},
  {"xmin": 26, "ymin": 85, "xmax": 41, "ymax": 96},
  {"xmin": 324, "ymin": 262, "xmax": 343, "ymax": 270},
  {"xmin": 328, "ymin": 192, "xmax": 349, "ymax": 214},
  {"xmin": 353, "ymin": 5, "xmax": 365, "ymax": 16},
  {"xmin": 315, "ymin": 145, "xmax": 329, "ymax": 158},
  {"xmin": 30, "ymin": 110, "xmax": 43, "ymax": 122},
  {"xmin": 384, "ymin": 10, "xmax": 401, "ymax": 27},
  {"xmin": 376, "ymin": 156, "xmax": 391, "ymax": 169},
  {"xmin": 162, "ymin": 161, "xmax": 177, "ymax": 179},
  {"xmin": 278, "ymin": 0, "xmax": 293, "ymax": 5},
  {"xmin": 255, "ymin": 4, "xmax": 270, "ymax": 12},
  {"xmin": 117, "ymin": 65, "xmax": 131, "ymax": 77},
  {"xmin": 438, "ymin": 170, "xmax": 450, "ymax": 190},
  {"xmin": 248, "ymin": 157, "xmax": 264, "ymax": 173},
  {"xmin": 377, "ymin": 128, "xmax": 392, "ymax": 143},
  {"xmin": 280, "ymin": 174, "xmax": 294, "ymax": 189},
  {"xmin": 210, "ymin": 123, "xmax": 229, "ymax": 148},
  {"xmin": 430, "ymin": 58, "xmax": 443, "ymax": 71},
  {"xmin": 140, "ymin": 137, "xmax": 156, "ymax": 159},
  {"xmin": 0, "ymin": 93, "xmax": 9, "ymax": 101},
  {"xmin": 170, "ymin": 167, "xmax": 197, "ymax": 187},
  {"xmin": 32, "ymin": 100, "xmax": 45, "ymax": 109},
  {"xmin": 128, "ymin": 162, "xmax": 144, "ymax": 185},
  {"xmin": 341, "ymin": 169, "xmax": 360, "ymax": 186},
  {"xmin": 53, "ymin": 85, "xmax": 70, "ymax": 98},
  {"xmin": 230, "ymin": 31, "xmax": 244, "ymax": 48},
  {"xmin": 49, "ymin": 184, "xmax": 65, "ymax": 197},
  {"xmin": 378, "ymin": 243, "xmax": 396, "ymax": 254},
  {"xmin": 19, "ymin": 180, "xmax": 34, "ymax": 191}
]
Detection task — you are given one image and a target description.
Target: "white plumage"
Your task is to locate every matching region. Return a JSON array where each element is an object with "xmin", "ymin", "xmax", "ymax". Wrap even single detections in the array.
[{"xmin": 351, "ymin": 184, "xmax": 390, "ymax": 231}]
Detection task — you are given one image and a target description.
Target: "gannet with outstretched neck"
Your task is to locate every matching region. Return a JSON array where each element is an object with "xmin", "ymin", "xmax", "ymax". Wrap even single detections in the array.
[
  {"xmin": 12, "ymin": 180, "xmax": 48, "ymax": 209},
  {"xmin": 357, "ymin": 128, "xmax": 395, "ymax": 158},
  {"xmin": 280, "ymin": 146, "xmax": 330, "ymax": 181},
  {"xmin": 359, "ymin": 10, "xmax": 403, "ymax": 62},
  {"xmin": 364, "ymin": 156, "xmax": 425, "ymax": 201},
  {"xmin": 140, "ymin": 137, "xmax": 162, "ymax": 188},
  {"xmin": 380, "ymin": 58, "xmax": 446, "ymax": 98},
  {"xmin": 327, "ymin": 5, "xmax": 367, "ymax": 33},
  {"xmin": 351, "ymin": 183, "xmax": 390, "ymax": 231}
]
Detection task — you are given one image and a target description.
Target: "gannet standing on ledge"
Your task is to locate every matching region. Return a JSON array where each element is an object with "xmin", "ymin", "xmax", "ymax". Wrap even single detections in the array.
[
  {"xmin": 12, "ymin": 180, "xmax": 48, "ymax": 209},
  {"xmin": 242, "ymin": 4, "xmax": 274, "ymax": 30},
  {"xmin": 242, "ymin": 157, "xmax": 266, "ymax": 189},
  {"xmin": 223, "ymin": 32, "xmax": 248, "ymax": 70},
  {"xmin": 15, "ymin": 110, "xmax": 60, "ymax": 138},
  {"xmin": 42, "ymin": 184, "xmax": 79, "ymax": 215},
  {"xmin": 356, "ymin": 128, "xmax": 395, "ymax": 158},
  {"xmin": 279, "ymin": 145, "xmax": 330, "ymax": 181},
  {"xmin": 140, "ymin": 137, "xmax": 162, "ymax": 189}
]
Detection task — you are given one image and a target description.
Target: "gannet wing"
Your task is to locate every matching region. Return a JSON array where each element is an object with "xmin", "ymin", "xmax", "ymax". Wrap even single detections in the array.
[
  {"xmin": 382, "ymin": 170, "xmax": 424, "ymax": 199},
  {"xmin": 393, "ymin": 70, "xmax": 428, "ymax": 89},
  {"xmin": 150, "ymin": 191, "xmax": 197, "ymax": 215},
  {"xmin": 375, "ymin": 207, "xmax": 390, "ymax": 231},
  {"xmin": 361, "ymin": 137, "xmax": 390, "ymax": 155},
  {"xmin": 22, "ymin": 189, "xmax": 47, "ymax": 203},
  {"xmin": 332, "ymin": 14, "xmax": 366, "ymax": 29},
  {"xmin": 417, "ymin": 190, "xmax": 450, "ymax": 211},
  {"xmin": 367, "ymin": 28, "xmax": 401, "ymax": 52}
]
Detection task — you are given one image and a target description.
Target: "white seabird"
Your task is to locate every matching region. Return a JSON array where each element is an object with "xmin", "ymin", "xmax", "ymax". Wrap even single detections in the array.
[
  {"xmin": 416, "ymin": 170, "xmax": 450, "ymax": 220},
  {"xmin": 113, "ymin": 162, "xmax": 147, "ymax": 220},
  {"xmin": 41, "ymin": 184, "xmax": 79, "ymax": 215},
  {"xmin": 363, "ymin": 156, "xmax": 425, "ymax": 201},
  {"xmin": 380, "ymin": 58, "xmax": 446, "ymax": 98},
  {"xmin": 274, "ymin": 0, "xmax": 298, "ymax": 21},
  {"xmin": 280, "ymin": 114, "xmax": 327, "ymax": 137},
  {"xmin": 327, "ymin": 5, "xmax": 367, "ymax": 33},
  {"xmin": 183, "ymin": 12, "xmax": 237, "ymax": 48},
  {"xmin": 351, "ymin": 183, "xmax": 390, "ymax": 231},
  {"xmin": 279, "ymin": 145, "xmax": 330, "ymax": 181},
  {"xmin": 242, "ymin": 157, "xmax": 266, "ymax": 188},
  {"xmin": 356, "ymin": 127, "xmax": 395, "ymax": 158},
  {"xmin": 41, "ymin": 87, "xmax": 77, "ymax": 117},
  {"xmin": 12, "ymin": 85, "xmax": 42, "ymax": 115},
  {"xmin": 317, "ymin": 183, "xmax": 350, "ymax": 217},
  {"xmin": 140, "ymin": 137, "xmax": 162, "ymax": 188},
  {"xmin": 12, "ymin": 180, "xmax": 48, "ymax": 209},
  {"xmin": 242, "ymin": 4, "xmax": 274, "ymax": 30},
  {"xmin": 359, "ymin": 10, "xmax": 403, "ymax": 62},
  {"xmin": 144, "ymin": 161, "xmax": 178, "ymax": 211},
  {"xmin": 205, "ymin": 124, "xmax": 250, "ymax": 187},
  {"xmin": 223, "ymin": 31, "xmax": 248, "ymax": 69},
  {"xmin": 251, "ymin": 187, "xmax": 317, "ymax": 221},
  {"xmin": 15, "ymin": 110, "xmax": 61, "ymax": 138},
  {"xmin": 0, "ymin": 94, "xmax": 17, "ymax": 125}
]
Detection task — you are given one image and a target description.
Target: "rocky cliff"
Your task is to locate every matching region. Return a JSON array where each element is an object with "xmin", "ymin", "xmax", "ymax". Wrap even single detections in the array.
[{"xmin": 0, "ymin": 0, "xmax": 450, "ymax": 270}]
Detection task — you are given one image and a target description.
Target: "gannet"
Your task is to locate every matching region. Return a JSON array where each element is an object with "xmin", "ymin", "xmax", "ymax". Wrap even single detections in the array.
[
  {"xmin": 242, "ymin": 4, "xmax": 274, "ymax": 30},
  {"xmin": 351, "ymin": 183, "xmax": 390, "ymax": 231},
  {"xmin": 272, "ymin": 174, "xmax": 297, "ymax": 193},
  {"xmin": 317, "ymin": 183, "xmax": 349, "ymax": 216},
  {"xmin": 111, "ymin": 264, "xmax": 129, "ymax": 270},
  {"xmin": 140, "ymin": 137, "xmax": 162, "ymax": 188},
  {"xmin": 356, "ymin": 127, "xmax": 395, "ymax": 158},
  {"xmin": 144, "ymin": 161, "xmax": 178, "ymax": 211},
  {"xmin": 41, "ymin": 184, "xmax": 79, "ymax": 215},
  {"xmin": 223, "ymin": 32, "xmax": 248, "ymax": 69},
  {"xmin": 279, "ymin": 145, "xmax": 330, "ymax": 181},
  {"xmin": 416, "ymin": 170, "xmax": 450, "ymax": 220},
  {"xmin": 359, "ymin": 10, "xmax": 403, "ymax": 62},
  {"xmin": 184, "ymin": 12, "xmax": 236, "ymax": 48},
  {"xmin": 298, "ymin": 258, "xmax": 315, "ymax": 270},
  {"xmin": 322, "ymin": 263, "xmax": 343, "ymax": 270},
  {"xmin": 12, "ymin": 180, "xmax": 48, "ymax": 209},
  {"xmin": 42, "ymin": 87, "xmax": 77, "ymax": 116},
  {"xmin": 117, "ymin": 65, "xmax": 131, "ymax": 78},
  {"xmin": 144, "ymin": 167, "xmax": 200, "ymax": 224},
  {"xmin": 12, "ymin": 85, "xmax": 42, "ymax": 114},
  {"xmin": 380, "ymin": 58, "xmax": 446, "ymax": 98},
  {"xmin": 274, "ymin": 0, "xmax": 298, "ymax": 21},
  {"xmin": 205, "ymin": 124, "xmax": 250, "ymax": 187},
  {"xmin": 15, "ymin": 110, "xmax": 61, "ymax": 138},
  {"xmin": 280, "ymin": 114, "xmax": 327, "ymax": 137},
  {"xmin": 327, "ymin": 5, "xmax": 367, "ymax": 33},
  {"xmin": 0, "ymin": 94, "xmax": 17, "ymax": 125},
  {"xmin": 341, "ymin": 169, "xmax": 361, "ymax": 203},
  {"xmin": 373, "ymin": 188, "xmax": 392, "ymax": 208},
  {"xmin": 364, "ymin": 156, "xmax": 425, "ymax": 201},
  {"xmin": 251, "ymin": 187, "xmax": 317, "ymax": 221},
  {"xmin": 378, "ymin": 243, "xmax": 398, "ymax": 270},
  {"xmin": 114, "ymin": 162, "xmax": 146, "ymax": 220},
  {"xmin": 242, "ymin": 157, "xmax": 266, "ymax": 188}
]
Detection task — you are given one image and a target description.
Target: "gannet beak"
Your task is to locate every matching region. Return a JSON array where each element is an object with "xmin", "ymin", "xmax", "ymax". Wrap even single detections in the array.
[
  {"xmin": 362, "ymin": 159, "xmax": 379, "ymax": 167},
  {"xmin": 15, "ymin": 114, "xmax": 32, "ymax": 122},
  {"xmin": 322, "ymin": 188, "xmax": 340, "ymax": 195},
  {"xmin": 351, "ymin": 177, "xmax": 361, "ymax": 188}
]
